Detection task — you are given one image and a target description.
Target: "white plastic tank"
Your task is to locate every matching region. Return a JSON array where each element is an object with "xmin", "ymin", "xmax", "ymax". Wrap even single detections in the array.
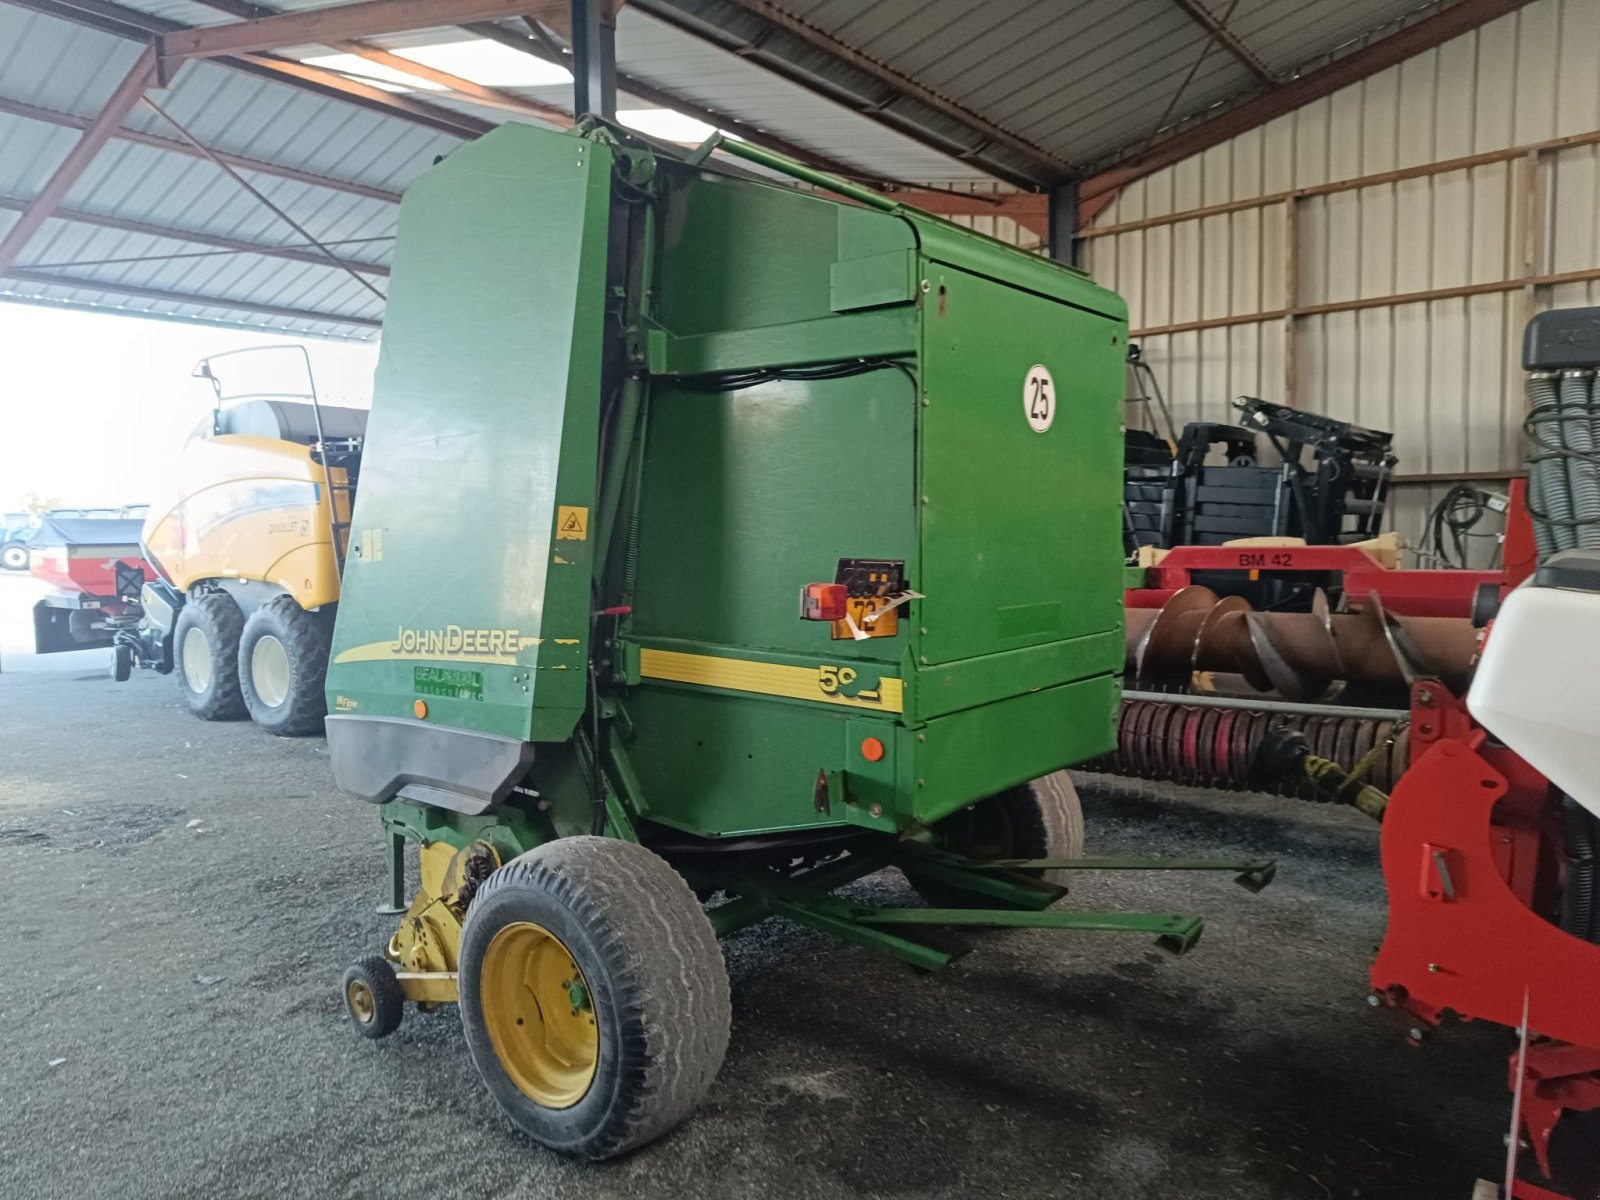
[{"xmin": 1468, "ymin": 550, "xmax": 1600, "ymax": 818}]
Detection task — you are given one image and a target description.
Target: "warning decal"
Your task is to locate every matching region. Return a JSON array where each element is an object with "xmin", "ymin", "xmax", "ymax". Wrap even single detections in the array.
[{"xmin": 556, "ymin": 505, "xmax": 589, "ymax": 541}]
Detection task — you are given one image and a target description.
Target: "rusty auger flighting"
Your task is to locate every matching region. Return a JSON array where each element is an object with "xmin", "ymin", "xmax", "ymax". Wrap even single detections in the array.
[{"xmin": 1099, "ymin": 582, "xmax": 1486, "ymax": 795}]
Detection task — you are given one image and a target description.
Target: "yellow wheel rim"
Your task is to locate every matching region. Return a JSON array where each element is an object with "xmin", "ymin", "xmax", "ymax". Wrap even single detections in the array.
[
  {"xmin": 479, "ymin": 922, "xmax": 598, "ymax": 1108},
  {"xmin": 346, "ymin": 979, "xmax": 375, "ymax": 1024}
]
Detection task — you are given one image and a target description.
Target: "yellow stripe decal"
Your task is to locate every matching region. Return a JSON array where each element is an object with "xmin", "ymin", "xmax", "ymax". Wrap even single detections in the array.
[{"xmin": 639, "ymin": 648, "xmax": 903, "ymax": 714}]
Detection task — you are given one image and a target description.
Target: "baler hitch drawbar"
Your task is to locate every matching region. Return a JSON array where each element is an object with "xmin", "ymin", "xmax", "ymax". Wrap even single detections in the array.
[
  {"xmin": 704, "ymin": 844, "xmax": 1276, "ymax": 969},
  {"xmin": 372, "ymin": 804, "xmax": 1277, "ymax": 994}
]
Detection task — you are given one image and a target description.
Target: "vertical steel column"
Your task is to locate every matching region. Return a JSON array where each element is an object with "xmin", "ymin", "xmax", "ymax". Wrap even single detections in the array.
[
  {"xmin": 1047, "ymin": 181, "xmax": 1079, "ymax": 267},
  {"xmin": 571, "ymin": 0, "xmax": 617, "ymax": 120}
]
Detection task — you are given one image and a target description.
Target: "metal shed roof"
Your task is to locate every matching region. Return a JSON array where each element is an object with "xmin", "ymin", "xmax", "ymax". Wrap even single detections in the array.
[{"xmin": 0, "ymin": 0, "xmax": 1527, "ymax": 339}]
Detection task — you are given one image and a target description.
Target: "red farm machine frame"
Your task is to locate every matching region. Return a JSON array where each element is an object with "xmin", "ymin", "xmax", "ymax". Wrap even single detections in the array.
[
  {"xmin": 28, "ymin": 515, "xmax": 150, "ymax": 671},
  {"xmin": 1106, "ymin": 302, "xmax": 1600, "ymax": 1198},
  {"xmin": 1117, "ymin": 484, "xmax": 1600, "ymax": 1197}
]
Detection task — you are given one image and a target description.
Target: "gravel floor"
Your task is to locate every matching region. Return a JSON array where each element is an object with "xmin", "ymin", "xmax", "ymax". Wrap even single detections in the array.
[{"xmin": 0, "ymin": 658, "xmax": 1514, "ymax": 1200}]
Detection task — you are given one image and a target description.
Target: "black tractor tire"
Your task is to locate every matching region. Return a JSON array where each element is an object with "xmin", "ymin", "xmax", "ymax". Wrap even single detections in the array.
[
  {"xmin": 172, "ymin": 592, "xmax": 247, "ymax": 721},
  {"xmin": 905, "ymin": 769, "xmax": 1085, "ymax": 908},
  {"xmin": 458, "ymin": 836, "xmax": 731, "ymax": 1160},
  {"xmin": 342, "ymin": 954, "xmax": 405, "ymax": 1040},
  {"xmin": 1, "ymin": 541, "xmax": 27, "ymax": 571},
  {"xmin": 238, "ymin": 596, "xmax": 331, "ymax": 736}
]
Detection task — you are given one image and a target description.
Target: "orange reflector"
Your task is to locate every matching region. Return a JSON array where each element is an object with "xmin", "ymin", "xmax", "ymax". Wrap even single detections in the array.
[
  {"xmin": 860, "ymin": 736, "xmax": 885, "ymax": 762},
  {"xmin": 413, "ymin": 699, "xmax": 429, "ymax": 719}
]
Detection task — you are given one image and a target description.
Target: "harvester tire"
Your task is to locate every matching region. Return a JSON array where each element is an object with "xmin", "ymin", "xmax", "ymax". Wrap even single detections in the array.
[
  {"xmin": 173, "ymin": 592, "xmax": 247, "ymax": 721},
  {"xmin": 342, "ymin": 954, "xmax": 404, "ymax": 1040},
  {"xmin": 239, "ymin": 596, "xmax": 330, "ymax": 737},
  {"xmin": 458, "ymin": 836, "xmax": 731, "ymax": 1159},
  {"xmin": 905, "ymin": 770, "xmax": 1085, "ymax": 907}
]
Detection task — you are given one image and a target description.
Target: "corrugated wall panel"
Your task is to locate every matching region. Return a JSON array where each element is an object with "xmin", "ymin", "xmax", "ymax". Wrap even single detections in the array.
[{"xmin": 1083, "ymin": 0, "xmax": 1600, "ymax": 562}]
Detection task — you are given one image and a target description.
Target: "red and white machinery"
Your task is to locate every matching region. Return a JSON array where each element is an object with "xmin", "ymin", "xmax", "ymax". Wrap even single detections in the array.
[
  {"xmin": 28, "ymin": 515, "xmax": 150, "ymax": 668},
  {"xmin": 1373, "ymin": 550, "xmax": 1600, "ymax": 1200},
  {"xmin": 1372, "ymin": 306, "xmax": 1600, "ymax": 1199}
]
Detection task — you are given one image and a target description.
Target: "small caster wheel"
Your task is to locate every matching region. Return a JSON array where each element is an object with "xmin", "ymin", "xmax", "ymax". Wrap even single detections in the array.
[
  {"xmin": 343, "ymin": 954, "xmax": 404, "ymax": 1039},
  {"xmin": 112, "ymin": 643, "xmax": 133, "ymax": 682}
]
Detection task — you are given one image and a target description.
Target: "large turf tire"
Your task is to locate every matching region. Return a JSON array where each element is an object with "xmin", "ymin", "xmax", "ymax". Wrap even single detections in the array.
[
  {"xmin": 906, "ymin": 770, "xmax": 1085, "ymax": 907},
  {"xmin": 458, "ymin": 836, "xmax": 731, "ymax": 1160},
  {"xmin": 238, "ymin": 596, "xmax": 331, "ymax": 736},
  {"xmin": 1, "ymin": 541, "xmax": 27, "ymax": 571},
  {"xmin": 173, "ymin": 591, "xmax": 246, "ymax": 721}
]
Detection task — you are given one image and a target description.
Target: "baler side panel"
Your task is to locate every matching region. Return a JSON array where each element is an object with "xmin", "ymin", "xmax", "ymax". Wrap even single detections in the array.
[
  {"xmin": 325, "ymin": 125, "xmax": 615, "ymax": 743},
  {"xmin": 631, "ymin": 373, "xmax": 917, "ymax": 663},
  {"xmin": 622, "ymin": 169, "xmax": 921, "ymax": 836},
  {"xmin": 915, "ymin": 263, "xmax": 1126, "ymax": 675}
]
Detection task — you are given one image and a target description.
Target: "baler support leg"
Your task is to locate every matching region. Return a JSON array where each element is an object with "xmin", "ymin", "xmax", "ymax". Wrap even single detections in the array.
[{"xmin": 377, "ymin": 830, "xmax": 406, "ymax": 915}]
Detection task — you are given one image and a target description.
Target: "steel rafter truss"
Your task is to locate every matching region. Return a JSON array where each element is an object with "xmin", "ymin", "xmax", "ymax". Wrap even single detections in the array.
[
  {"xmin": 0, "ymin": 0, "xmax": 499, "ymax": 330},
  {"xmin": 1079, "ymin": 0, "xmax": 1543, "ymax": 222}
]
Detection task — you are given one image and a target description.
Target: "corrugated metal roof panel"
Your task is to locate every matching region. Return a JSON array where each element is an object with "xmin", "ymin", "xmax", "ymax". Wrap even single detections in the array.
[
  {"xmin": 0, "ymin": 6, "xmax": 142, "ymax": 112},
  {"xmin": 611, "ymin": 8, "xmax": 994, "ymax": 181},
  {"xmin": 0, "ymin": 4, "xmax": 446, "ymax": 337},
  {"xmin": 753, "ymin": 0, "xmax": 1431, "ymax": 167},
  {"xmin": 122, "ymin": 60, "xmax": 458, "ymax": 191},
  {"xmin": 0, "ymin": 0, "xmax": 1477, "ymax": 340},
  {"xmin": 0, "ymin": 110, "xmax": 80, "ymax": 200}
]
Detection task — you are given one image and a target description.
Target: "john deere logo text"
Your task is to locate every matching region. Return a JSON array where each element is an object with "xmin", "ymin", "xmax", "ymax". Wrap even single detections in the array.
[{"xmin": 390, "ymin": 624, "xmax": 523, "ymax": 656}]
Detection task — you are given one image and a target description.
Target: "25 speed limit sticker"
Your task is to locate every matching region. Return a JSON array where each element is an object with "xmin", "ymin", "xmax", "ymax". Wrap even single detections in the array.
[{"xmin": 1023, "ymin": 363, "xmax": 1055, "ymax": 433}]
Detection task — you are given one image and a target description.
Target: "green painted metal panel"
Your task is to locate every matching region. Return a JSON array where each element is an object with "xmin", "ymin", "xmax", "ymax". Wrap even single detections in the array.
[
  {"xmin": 918, "ymin": 263, "xmax": 1127, "ymax": 671},
  {"xmin": 324, "ymin": 124, "xmax": 614, "ymax": 742},
  {"xmin": 622, "ymin": 687, "xmax": 898, "ymax": 838},
  {"xmin": 653, "ymin": 166, "xmax": 915, "ymax": 339},
  {"xmin": 909, "ymin": 628, "xmax": 1123, "ymax": 722},
  {"xmin": 909, "ymin": 219, "xmax": 1126, "ymax": 318},
  {"xmin": 646, "ymin": 310, "xmax": 916, "ymax": 376},
  {"xmin": 830, "ymin": 249, "xmax": 917, "ymax": 312},
  {"xmin": 912, "ymin": 674, "xmax": 1120, "ymax": 821},
  {"xmin": 631, "ymin": 373, "xmax": 917, "ymax": 665}
]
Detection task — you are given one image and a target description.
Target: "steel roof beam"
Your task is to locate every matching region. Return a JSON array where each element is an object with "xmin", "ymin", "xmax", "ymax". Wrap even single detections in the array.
[
  {"xmin": 1, "ymin": 268, "xmax": 383, "ymax": 328},
  {"xmin": 629, "ymin": 0, "xmax": 1056, "ymax": 190},
  {"xmin": 0, "ymin": 46, "xmax": 155, "ymax": 274},
  {"xmin": 1169, "ymin": 0, "xmax": 1277, "ymax": 85},
  {"xmin": 715, "ymin": 0, "xmax": 1072, "ymax": 182},
  {"xmin": 155, "ymin": 0, "xmax": 570, "ymax": 63},
  {"xmin": 463, "ymin": 17, "xmax": 900, "ymax": 187},
  {"xmin": 1079, "ymin": 0, "xmax": 1542, "ymax": 221},
  {"xmin": 0, "ymin": 94, "xmax": 403, "ymax": 204},
  {"xmin": 0, "ymin": 194, "xmax": 390, "ymax": 275},
  {"xmin": 20, "ymin": 0, "xmax": 491, "ymax": 139},
  {"xmin": 186, "ymin": 0, "xmax": 573, "ymax": 124}
]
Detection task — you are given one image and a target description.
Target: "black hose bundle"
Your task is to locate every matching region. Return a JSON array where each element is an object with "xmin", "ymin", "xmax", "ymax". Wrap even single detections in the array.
[
  {"xmin": 1525, "ymin": 369, "xmax": 1600, "ymax": 558},
  {"xmin": 685, "ymin": 358, "xmax": 916, "ymax": 393},
  {"xmin": 1562, "ymin": 796, "xmax": 1600, "ymax": 946},
  {"xmin": 1422, "ymin": 483, "xmax": 1504, "ymax": 569}
]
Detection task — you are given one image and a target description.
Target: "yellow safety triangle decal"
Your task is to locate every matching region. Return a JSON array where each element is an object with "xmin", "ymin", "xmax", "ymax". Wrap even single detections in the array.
[{"xmin": 557, "ymin": 506, "xmax": 589, "ymax": 541}]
